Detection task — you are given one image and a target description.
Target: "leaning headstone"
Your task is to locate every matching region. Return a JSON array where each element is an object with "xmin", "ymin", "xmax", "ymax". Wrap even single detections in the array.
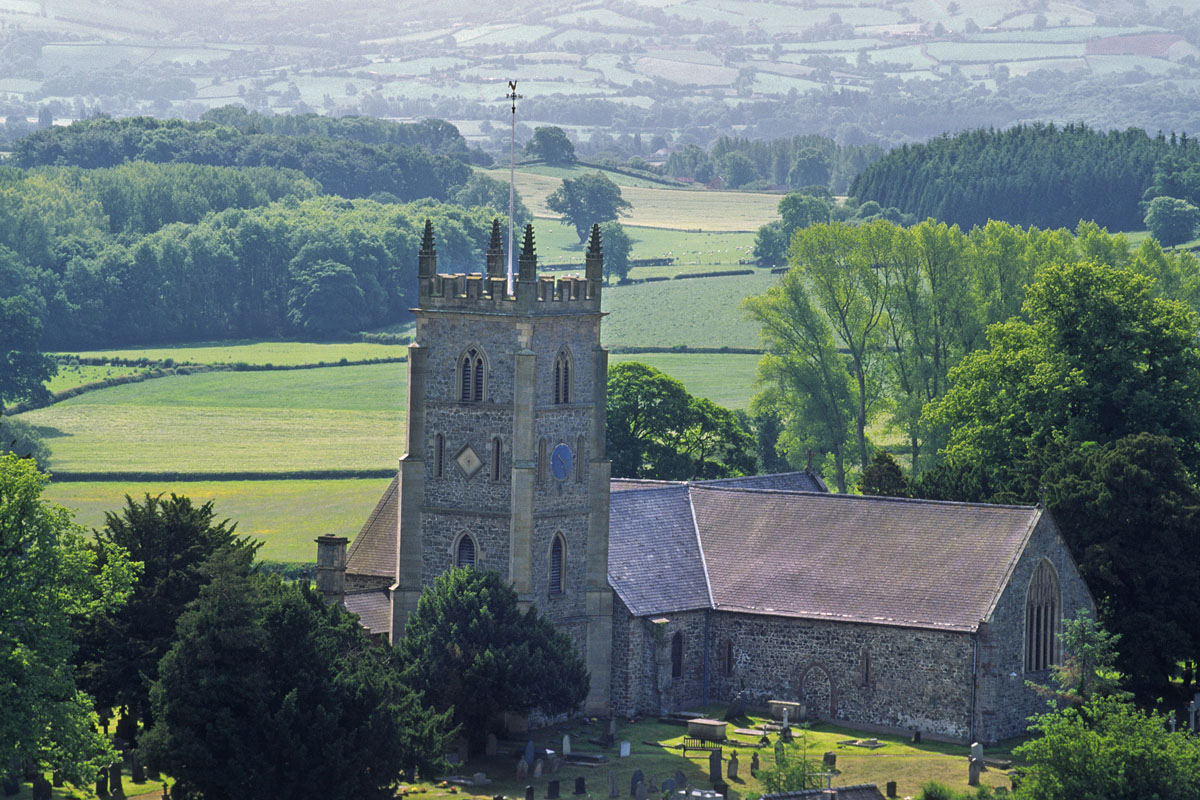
[
  {"xmin": 517, "ymin": 759, "xmax": 529, "ymax": 780},
  {"xmin": 662, "ymin": 779, "xmax": 676, "ymax": 795},
  {"xmin": 968, "ymin": 757, "xmax": 981, "ymax": 787},
  {"xmin": 533, "ymin": 759, "xmax": 545, "ymax": 779},
  {"xmin": 750, "ymin": 752, "xmax": 760, "ymax": 775},
  {"xmin": 630, "ymin": 769, "xmax": 644, "ymax": 796},
  {"xmin": 574, "ymin": 777, "xmax": 587, "ymax": 795},
  {"xmin": 619, "ymin": 740, "xmax": 631, "ymax": 758},
  {"xmin": 727, "ymin": 752, "xmax": 738, "ymax": 781},
  {"xmin": 773, "ymin": 740, "xmax": 785, "ymax": 767},
  {"xmin": 885, "ymin": 781, "xmax": 898, "ymax": 798},
  {"xmin": 525, "ymin": 740, "xmax": 537, "ymax": 766},
  {"xmin": 608, "ymin": 771, "xmax": 619, "ymax": 799},
  {"xmin": 562, "ymin": 734, "xmax": 572, "ymax": 756},
  {"xmin": 634, "ymin": 782, "xmax": 647, "ymax": 800},
  {"xmin": 486, "ymin": 733, "xmax": 499, "ymax": 757},
  {"xmin": 547, "ymin": 779, "xmax": 561, "ymax": 799},
  {"xmin": 708, "ymin": 750, "xmax": 722, "ymax": 784},
  {"xmin": 526, "ymin": 785, "xmax": 536, "ymax": 800},
  {"xmin": 109, "ymin": 763, "xmax": 123, "ymax": 797}
]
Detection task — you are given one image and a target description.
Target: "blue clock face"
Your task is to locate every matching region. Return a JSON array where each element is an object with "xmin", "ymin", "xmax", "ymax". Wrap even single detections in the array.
[{"xmin": 551, "ymin": 443, "xmax": 574, "ymax": 481}]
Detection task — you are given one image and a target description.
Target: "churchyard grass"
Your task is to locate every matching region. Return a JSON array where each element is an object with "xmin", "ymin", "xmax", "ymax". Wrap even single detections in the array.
[
  {"xmin": 54, "ymin": 339, "xmax": 409, "ymax": 366},
  {"xmin": 43, "ymin": 478, "xmax": 393, "ymax": 563}
]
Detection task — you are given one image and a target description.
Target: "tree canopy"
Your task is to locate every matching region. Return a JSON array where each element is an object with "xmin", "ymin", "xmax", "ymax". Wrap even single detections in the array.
[
  {"xmin": 397, "ymin": 567, "xmax": 588, "ymax": 750},
  {"xmin": 1144, "ymin": 195, "xmax": 1200, "ymax": 247},
  {"xmin": 0, "ymin": 455, "xmax": 138, "ymax": 786},
  {"xmin": 524, "ymin": 126, "xmax": 576, "ymax": 165},
  {"xmin": 599, "ymin": 221, "xmax": 632, "ymax": 284},
  {"xmin": 546, "ymin": 172, "xmax": 631, "ymax": 243},
  {"xmin": 0, "ymin": 295, "xmax": 56, "ymax": 414},
  {"xmin": 144, "ymin": 554, "xmax": 450, "ymax": 800},
  {"xmin": 607, "ymin": 362, "xmax": 755, "ymax": 480},
  {"xmin": 74, "ymin": 493, "xmax": 258, "ymax": 730}
]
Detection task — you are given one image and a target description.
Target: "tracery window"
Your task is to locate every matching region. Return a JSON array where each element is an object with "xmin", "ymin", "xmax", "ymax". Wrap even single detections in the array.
[
  {"xmin": 1025, "ymin": 560, "xmax": 1062, "ymax": 673},
  {"xmin": 553, "ymin": 348, "xmax": 572, "ymax": 404},
  {"xmin": 459, "ymin": 347, "xmax": 486, "ymax": 403},
  {"xmin": 550, "ymin": 534, "xmax": 566, "ymax": 595}
]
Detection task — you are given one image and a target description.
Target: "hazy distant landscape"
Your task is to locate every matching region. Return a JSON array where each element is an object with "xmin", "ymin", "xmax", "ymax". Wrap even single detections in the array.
[{"xmin": 3, "ymin": 0, "xmax": 1200, "ymax": 149}]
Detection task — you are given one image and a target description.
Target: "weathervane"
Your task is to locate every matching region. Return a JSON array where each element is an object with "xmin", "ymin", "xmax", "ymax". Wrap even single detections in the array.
[{"xmin": 506, "ymin": 79, "xmax": 522, "ymax": 294}]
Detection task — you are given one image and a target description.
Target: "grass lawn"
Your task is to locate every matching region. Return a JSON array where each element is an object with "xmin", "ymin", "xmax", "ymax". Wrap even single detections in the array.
[
  {"xmin": 21, "ymin": 364, "xmax": 406, "ymax": 473},
  {"xmin": 55, "ymin": 340, "xmax": 409, "ymax": 367},
  {"xmin": 409, "ymin": 710, "xmax": 1015, "ymax": 800},
  {"xmin": 44, "ymin": 478, "xmax": 392, "ymax": 562}
]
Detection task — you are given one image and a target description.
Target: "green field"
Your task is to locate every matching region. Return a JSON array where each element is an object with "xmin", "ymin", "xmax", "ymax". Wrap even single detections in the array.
[
  {"xmin": 56, "ymin": 340, "xmax": 409, "ymax": 366},
  {"xmin": 602, "ymin": 272, "xmax": 776, "ymax": 350},
  {"xmin": 480, "ymin": 166, "xmax": 781, "ymax": 231},
  {"xmin": 45, "ymin": 364, "xmax": 146, "ymax": 393},
  {"xmin": 530, "ymin": 221, "xmax": 758, "ymax": 276},
  {"xmin": 43, "ymin": 478, "xmax": 393, "ymax": 562},
  {"xmin": 22, "ymin": 364, "xmax": 405, "ymax": 473},
  {"xmin": 610, "ymin": 352, "xmax": 761, "ymax": 410}
]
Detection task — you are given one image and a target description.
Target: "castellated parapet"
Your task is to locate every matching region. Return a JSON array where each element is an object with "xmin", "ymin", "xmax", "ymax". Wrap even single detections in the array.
[{"xmin": 417, "ymin": 218, "xmax": 604, "ymax": 313}]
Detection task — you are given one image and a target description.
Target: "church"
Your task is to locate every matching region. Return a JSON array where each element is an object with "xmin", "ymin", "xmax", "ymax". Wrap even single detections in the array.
[{"xmin": 317, "ymin": 220, "xmax": 1094, "ymax": 744}]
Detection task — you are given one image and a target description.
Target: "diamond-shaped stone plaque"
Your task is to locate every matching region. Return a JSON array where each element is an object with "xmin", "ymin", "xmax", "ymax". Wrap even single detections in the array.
[{"xmin": 455, "ymin": 445, "xmax": 483, "ymax": 479}]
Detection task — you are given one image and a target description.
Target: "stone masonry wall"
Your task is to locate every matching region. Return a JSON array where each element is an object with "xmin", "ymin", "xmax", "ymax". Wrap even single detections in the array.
[
  {"xmin": 975, "ymin": 513, "xmax": 1095, "ymax": 742},
  {"xmin": 609, "ymin": 599, "xmax": 710, "ymax": 717}
]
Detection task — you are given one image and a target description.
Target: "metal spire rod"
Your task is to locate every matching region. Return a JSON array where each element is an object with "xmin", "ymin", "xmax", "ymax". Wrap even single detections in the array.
[{"xmin": 506, "ymin": 80, "xmax": 522, "ymax": 295}]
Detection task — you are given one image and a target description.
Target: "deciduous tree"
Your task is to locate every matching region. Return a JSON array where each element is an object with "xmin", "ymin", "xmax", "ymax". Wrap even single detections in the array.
[
  {"xmin": 524, "ymin": 126, "xmax": 576, "ymax": 165},
  {"xmin": 546, "ymin": 172, "xmax": 631, "ymax": 243}
]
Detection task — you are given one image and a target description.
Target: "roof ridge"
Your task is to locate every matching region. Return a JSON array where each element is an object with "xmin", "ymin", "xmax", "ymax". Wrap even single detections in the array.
[
  {"xmin": 686, "ymin": 487, "xmax": 715, "ymax": 610},
  {"xmin": 687, "ymin": 483, "xmax": 1039, "ymax": 511}
]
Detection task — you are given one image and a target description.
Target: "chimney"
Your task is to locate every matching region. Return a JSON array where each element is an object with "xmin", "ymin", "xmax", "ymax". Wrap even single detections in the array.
[{"xmin": 315, "ymin": 534, "xmax": 349, "ymax": 604}]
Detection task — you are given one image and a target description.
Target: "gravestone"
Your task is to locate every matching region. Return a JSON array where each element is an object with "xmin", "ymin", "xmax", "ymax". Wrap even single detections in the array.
[
  {"xmin": 822, "ymin": 752, "xmax": 836, "ymax": 770},
  {"xmin": 727, "ymin": 752, "xmax": 738, "ymax": 780},
  {"xmin": 130, "ymin": 752, "xmax": 145, "ymax": 784},
  {"xmin": 714, "ymin": 781, "xmax": 729, "ymax": 798},
  {"xmin": 968, "ymin": 758, "xmax": 981, "ymax": 787},
  {"xmin": 708, "ymin": 750, "xmax": 722, "ymax": 784},
  {"xmin": 779, "ymin": 725, "xmax": 793, "ymax": 743},
  {"xmin": 619, "ymin": 740, "xmax": 631, "ymax": 758},
  {"xmin": 634, "ymin": 782, "xmax": 647, "ymax": 800},
  {"xmin": 750, "ymin": 753, "xmax": 759, "ymax": 775},
  {"xmin": 1170, "ymin": 717, "xmax": 1177, "ymax": 733},
  {"xmin": 911, "ymin": 730, "xmax": 921, "ymax": 744},
  {"xmin": 673, "ymin": 770, "xmax": 687, "ymax": 790},
  {"xmin": 517, "ymin": 759, "xmax": 529, "ymax": 780},
  {"xmin": 662, "ymin": 779, "xmax": 676, "ymax": 795},
  {"xmin": 630, "ymin": 769, "xmax": 644, "ymax": 796},
  {"xmin": 548, "ymin": 780, "xmax": 561, "ymax": 799},
  {"xmin": 526, "ymin": 786, "xmax": 536, "ymax": 800},
  {"xmin": 109, "ymin": 763, "xmax": 123, "ymax": 797},
  {"xmin": 473, "ymin": 773, "xmax": 489, "ymax": 785},
  {"xmin": 486, "ymin": 734, "xmax": 499, "ymax": 757},
  {"xmin": 574, "ymin": 777, "xmax": 587, "ymax": 795},
  {"xmin": 781, "ymin": 708, "xmax": 789, "ymax": 727},
  {"xmin": 647, "ymin": 775, "xmax": 658, "ymax": 792},
  {"xmin": 533, "ymin": 759, "xmax": 544, "ymax": 779},
  {"xmin": 608, "ymin": 771, "xmax": 619, "ymax": 799},
  {"xmin": 886, "ymin": 781, "xmax": 897, "ymax": 798},
  {"xmin": 773, "ymin": 741, "xmax": 785, "ymax": 767},
  {"xmin": 562, "ymin": 734, "xmax": 572, "ymax": 756},
  {"xmin": 525, "ymin": 741, "xmax": 537, "ymax": 766},
  {"xmin": 970, "ymin": 742, "xmax": 983, "ymax": 764}
]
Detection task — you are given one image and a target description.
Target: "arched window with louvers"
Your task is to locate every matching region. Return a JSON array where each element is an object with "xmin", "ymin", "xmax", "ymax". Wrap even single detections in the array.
[
  {"xmin": 458, "ymin": 346, "xmax": 487, "ymax": 403},
  {"xmin": 553, "ymin": 348, "xmax": 572, "ymax": 404},
  {"xmin": 455, "ymin": 533, "xmax": 477, "ymax": 569},
  {"xmin": 549, "ymin": 533, "xmax": 566, "ymax": 595}
]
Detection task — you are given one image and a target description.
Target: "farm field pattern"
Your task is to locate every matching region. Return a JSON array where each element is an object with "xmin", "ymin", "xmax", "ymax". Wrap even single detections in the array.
[{"xmin": 1, "ymin": 0, "xmax": 1196, "ymax": 138}]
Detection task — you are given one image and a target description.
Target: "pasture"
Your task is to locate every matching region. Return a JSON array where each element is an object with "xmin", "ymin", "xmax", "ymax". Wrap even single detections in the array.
[
  {"xmin": 531, "ymin": 221, "xmax": 758, "ymax": 276},
  {"xmin": 44, "ymin": 478, "xmax": 393, "ymax": 562},
  {"xmin": 56, "ymin": 340, "xmax": 409, "ymax": 366}
]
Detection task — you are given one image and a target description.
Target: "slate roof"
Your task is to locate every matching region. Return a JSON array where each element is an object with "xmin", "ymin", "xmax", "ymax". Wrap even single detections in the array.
[
  {"xmin": 608, "ymin": 484, "xmax": 712, "ymax": 617},
  {"xmin": 343, "ymin": 590, "xmax": 390, "ymax": 635},
  {"xmin": 698, "ymin": 471, "xmax": 827, "ymax": 493},
  {"xmin": 691, "ymin": 487, "xmax": 1041, "ymax": 632},
  {"xmin": 345, "ymin": 476, "xmax": 397, "ymax": 579}
]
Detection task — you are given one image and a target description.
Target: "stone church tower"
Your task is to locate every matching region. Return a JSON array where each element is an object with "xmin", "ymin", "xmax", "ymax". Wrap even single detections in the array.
[{"xmin": 392, "ymin": 219, "xmax": 613, "ymax": 713}]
